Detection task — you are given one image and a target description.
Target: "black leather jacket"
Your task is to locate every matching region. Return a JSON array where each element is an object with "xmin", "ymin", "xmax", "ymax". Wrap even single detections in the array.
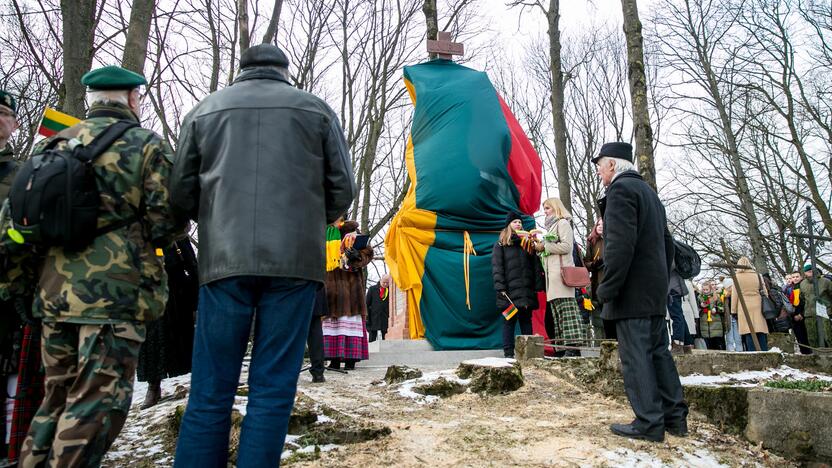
[{"xmin": 170, "ymin": 66, "xmax": 356, "ymax": 285}]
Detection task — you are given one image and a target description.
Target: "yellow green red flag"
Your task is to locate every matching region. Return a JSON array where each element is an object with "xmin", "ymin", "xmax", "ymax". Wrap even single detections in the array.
[{"xmin": 38, "ymin": 107, "xmax": 80, "ymax": 137}]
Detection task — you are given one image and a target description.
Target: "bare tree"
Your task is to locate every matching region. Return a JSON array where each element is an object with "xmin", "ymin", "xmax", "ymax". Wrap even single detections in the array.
[{"xmin": 122, "ymin": 0, "xmax": 155, "ymax": 73}]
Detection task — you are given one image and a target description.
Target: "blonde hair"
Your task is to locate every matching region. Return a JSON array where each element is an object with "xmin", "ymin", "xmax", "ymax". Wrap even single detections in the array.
[
  {"xmin": 543, "ymin": 198, "xmax": 572, "ymax": 220},
  {"xmin": 499, "ymin": 225, "xmax": 515, "ymax": 246}
]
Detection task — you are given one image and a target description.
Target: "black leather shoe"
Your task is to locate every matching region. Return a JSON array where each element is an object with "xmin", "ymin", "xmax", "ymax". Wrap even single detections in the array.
[
  {"xmin": 666, "ymin": 420, "xmax": 688, "ymax": 437},
  {"xmin": 312, "ymin": 374, "xmax": 325, "ymax": 383},
  {"xmin": 610, "ymin": 423, "xmax": 664, "ymax": 442}
]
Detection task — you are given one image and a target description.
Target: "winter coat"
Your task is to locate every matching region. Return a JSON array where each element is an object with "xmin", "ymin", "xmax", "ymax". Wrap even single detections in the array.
[
  {"xmin": 541, "ymin": 218, "xmax": 575, "ymax": 300},
  {"xmin": 681, "ymin": 279, "xmax": 697, "ymax": 333},
  {"xmin": 0, "ymin": 145, "xmax": 19, "ymax": 201},
  {"xmin": 170, "ymin": 65, "xmax": 356, "ymax": 285},
  {"xmin": 584, "ymin": 237, "xmax": 604, "ymax": 302},
  {"xmin": 698, "ymin": 292, "xmax": 727, "ymax": 338},
  {"xmin": 596, "ymin": 171, "xmax": 675, "ymax": 320},
  {"xmin": 366, "ymin": 284, "xmax": 390, "ymax": 332},
  {"xmin": 325, "ymin": 221, "xmax": 373, "ymax": 319},
  {"xmin": 492, "ymin": 237, "xmax": 545, "ymax": 310},
  {"xmin": 799, "ymin": 276, "xmax": 832, "ymax": 318},
  {"xmin": 731, "ymin": 270, "xmax": 767, "ymax": 336}
]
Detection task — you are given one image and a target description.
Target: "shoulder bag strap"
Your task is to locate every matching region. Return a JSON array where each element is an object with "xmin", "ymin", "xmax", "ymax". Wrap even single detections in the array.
[{"xmin": 76, "ymin": 120, "xmax": 139, "ymax": 163}]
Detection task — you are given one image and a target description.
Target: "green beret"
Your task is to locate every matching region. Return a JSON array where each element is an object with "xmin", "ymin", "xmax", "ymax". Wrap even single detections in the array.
[
  {"xmin": 0, "ymin": 90, "xmax": 16, "ymax": 113},
  {"xmin": 81, "ymin": 65, "xmax": 147, "ymax": 90},
  {"xmin": 804, "ymin": 264, "xmax": 813, "ymax": 272}
]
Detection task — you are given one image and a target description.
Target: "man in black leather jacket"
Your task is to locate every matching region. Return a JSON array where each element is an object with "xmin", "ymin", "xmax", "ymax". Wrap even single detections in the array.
[{"xmin": 170, "ymin": 44, "xmax": 355, "ymax": 467}]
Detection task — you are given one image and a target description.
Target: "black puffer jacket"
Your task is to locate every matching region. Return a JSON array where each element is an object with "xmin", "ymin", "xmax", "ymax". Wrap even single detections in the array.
[{"xmin": 492, "ymin": 237, "xmax": 545, "ymax": 310}]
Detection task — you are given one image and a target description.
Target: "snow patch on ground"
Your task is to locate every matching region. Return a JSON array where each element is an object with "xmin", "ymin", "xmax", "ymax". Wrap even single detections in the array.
[
  {"xmin": 603, "ymin": 447, "xmax": 729, "ymax": 468},
  {"xmin": 680, "ymin": 365, "xmax": 832, "ymax": 387},
  {"xmin": 316, "ymin": 414, "xmax": 334, "ymax": 424},
  {"xmin": 461, "ymin": 357, "xmax": 516, "ymax": 368},
  {"xmin": 396, "ymin": 369, "xmax": 472, "ymax": 404}
]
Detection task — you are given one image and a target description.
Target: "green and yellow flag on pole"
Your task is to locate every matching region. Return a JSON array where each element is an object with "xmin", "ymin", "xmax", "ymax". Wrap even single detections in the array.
[{"xmin": 38, "ymin": 107, "xmax": 80, "ymax": 137}]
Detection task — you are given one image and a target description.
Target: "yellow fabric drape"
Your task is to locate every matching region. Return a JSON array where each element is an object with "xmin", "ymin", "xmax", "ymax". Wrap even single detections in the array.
[{"xmin": 463, "ymin": 231, "xmax": 477, "ymax": 310}]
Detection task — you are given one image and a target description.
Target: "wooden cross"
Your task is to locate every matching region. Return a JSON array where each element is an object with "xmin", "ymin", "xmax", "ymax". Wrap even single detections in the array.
[
  {"xmin": 791, "ymin": 207, "xmax": 831, "ymax": 347},
  {"xmin": 710, "ymin": 239, "xmax": 762, "ymax": 351},
  {"xmin": 427, "ymin": 31, "xmax": 464, "ymax": 60}
]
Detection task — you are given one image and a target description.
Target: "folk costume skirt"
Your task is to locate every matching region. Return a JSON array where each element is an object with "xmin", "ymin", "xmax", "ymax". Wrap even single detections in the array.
[{"xmin": 322, "ymin": 316, "xmax": 369, "ymax": 361}]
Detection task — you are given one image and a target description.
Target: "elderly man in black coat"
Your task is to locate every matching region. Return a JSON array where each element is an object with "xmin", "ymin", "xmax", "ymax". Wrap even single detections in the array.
[{"xmin": 593, "ymin": 142, "xmax": 688, "ymax": 442}]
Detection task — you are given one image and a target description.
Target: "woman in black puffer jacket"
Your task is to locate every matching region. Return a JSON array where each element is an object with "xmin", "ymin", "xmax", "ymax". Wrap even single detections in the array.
[{"xmin": 492, "ymin": 211, "xmax": 546, "ymax": 357}]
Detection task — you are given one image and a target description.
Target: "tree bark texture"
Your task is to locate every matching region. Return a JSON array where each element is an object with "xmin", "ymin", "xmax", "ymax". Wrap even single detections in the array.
[
  {"xmin": 261, "ymin": 0, "xmax": 284, "ymax": 44},
  {"xmin": 238, "ymin": 0, "xmax": 250, "ymax": 56},
  {"xmin": 620, "ymin": 0, "xmax": 657, "ymax": 192},
  {"xmin": 61, "ymin": 0, "xmax": 97, "ymax": 118},
  {"xmin": 547, "ymin": 0, "xmax": 572, "ymax": 212},
  {"xmin": 122, "ymin": 0, "xmax": 155, "ymax": 74},
  {"xmin": 423, "ymin": 0, "xmax": 438, "ymax": 59}
]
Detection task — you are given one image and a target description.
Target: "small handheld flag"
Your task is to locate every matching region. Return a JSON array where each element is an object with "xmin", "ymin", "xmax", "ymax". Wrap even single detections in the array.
[
  {"xmin": 501, "ymin": 291, "xmax": 518, "ymax": 321},
  {"xmin": 38, "ymin": 107, "xmax": 80, "ymax": 137}
]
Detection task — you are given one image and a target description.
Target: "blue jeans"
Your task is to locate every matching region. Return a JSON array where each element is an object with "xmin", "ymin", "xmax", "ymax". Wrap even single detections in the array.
[
  {"xmin": 725, "ymin": 315, "xmax": 742, "ymax": 351},
  {"xmin": 667, "ymin": 295, "xmax": 693, "ymax": 345},
  {"xmin": 174, "ymin": 276, "xmax": 316, "ymax": 468},
  {"xmin": 742, "ymin": 333, "xmax": 769, "ymax": 352}
]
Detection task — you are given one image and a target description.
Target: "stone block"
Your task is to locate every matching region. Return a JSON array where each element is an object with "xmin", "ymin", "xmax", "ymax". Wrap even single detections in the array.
[
  {"xmin": 457, "ymin": 358, "xmax": 524, "ymax": 395},
  {"xmin": 673, "ymin": 351, "xmax": 784, "ymax": 376},
  {"xmin": 746, "ymin": 387, "xmax": 832, "ymax": 463},
  {"xmin": 783, "ymin": 353, "xmax": 832, "ymax": 376},
  {"xmin": 384, "ymin": 365, "xmax": 423, "ymax": 384},
  {"xmin": 515, "ymin": 335, "xmax": 544, "ymax": 361},
  {"xmin": 767, "ymin": 333, "xmax": 795, "ymax": 353},
  {"xmin": 683, "ymin": 385, "xmax": 749, "ymax": 435}
]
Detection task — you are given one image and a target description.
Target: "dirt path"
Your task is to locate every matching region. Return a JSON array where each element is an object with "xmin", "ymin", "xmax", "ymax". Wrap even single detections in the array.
[
  {"xmin": 294, "ymin": 365, "xmax": 788, "ymax": 467},
  {"xmin": 105, "ymin": 361, "xmax": 791, "ymax": 467}
]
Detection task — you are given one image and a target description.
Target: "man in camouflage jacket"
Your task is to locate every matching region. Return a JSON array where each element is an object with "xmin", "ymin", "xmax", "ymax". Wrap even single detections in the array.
[{"xmin": 5, "ymin": 66, "xmax": 183, "ymax": 468}]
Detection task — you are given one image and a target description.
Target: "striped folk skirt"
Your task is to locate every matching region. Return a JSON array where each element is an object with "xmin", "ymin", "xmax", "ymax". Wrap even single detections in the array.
[{"xmin": 322, "ymin": 315, "xmax": 369, "ymax": 361}]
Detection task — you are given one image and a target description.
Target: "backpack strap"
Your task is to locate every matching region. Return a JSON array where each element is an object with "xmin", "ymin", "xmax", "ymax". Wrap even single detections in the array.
[{"xmin": 76, "ymin": 120, "xmax": 139, "ymax": 163}]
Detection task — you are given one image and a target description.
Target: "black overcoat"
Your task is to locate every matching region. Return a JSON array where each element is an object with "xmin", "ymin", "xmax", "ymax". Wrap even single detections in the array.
[
  {"xmin": 596, "ymin": 171, "xmax": 674, "ymax": 320},
  {"xmin": 492, "ymin": 238, "xmax": 545, "ymax": 310}
]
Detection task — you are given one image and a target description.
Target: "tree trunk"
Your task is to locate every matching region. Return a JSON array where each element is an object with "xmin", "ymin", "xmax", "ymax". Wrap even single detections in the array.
[
  {"xmin": 206, "ymin": 0, "xmax": 220, "ymax": 92},
  {"xmin": 620, "ymin": 0, "xmax": 657, "ymax": 192},
  {"xmin": 547, "ymin": 0, "xmax": 572, "ymax": 212},
  {"xmin": 261, "ymin": 0, "xmax": 284, "ymax": 44},
  {"xmin": 122, "ymin": 0, "xmax": 155, "ymax": 74},
  {"xmin": 60, "ymin": 0, "xmax": 97, "ymax": 118},
  {"xmin": 423, "ymin": 0, "xmax": 438, "ymax": 59},
  {"xmin": 238, "ymin": 0, "xmax": 250, "ymax": 56}
]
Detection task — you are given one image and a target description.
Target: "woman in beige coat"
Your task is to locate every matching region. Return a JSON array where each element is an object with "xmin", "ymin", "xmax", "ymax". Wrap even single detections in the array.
[
  {"xmin": 731, "ymin": 257, "xmax": 769, "ymax": 351},
  {"xmin": 535, "ymin": 198, "xmax": 584, "ymax": 356}
]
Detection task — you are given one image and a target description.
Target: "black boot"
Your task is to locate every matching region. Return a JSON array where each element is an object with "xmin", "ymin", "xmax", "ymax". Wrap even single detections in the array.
[
  {"xmin": 327, "ymin": 359, "xmax": 341, "ymax": 370},
  {"xmin": 141, "ymin": 380, "xmax": 162, "ymax": 409},
  {"xmin": 344, "ymin": 360, "xmax": 356, "ymax": 370}
]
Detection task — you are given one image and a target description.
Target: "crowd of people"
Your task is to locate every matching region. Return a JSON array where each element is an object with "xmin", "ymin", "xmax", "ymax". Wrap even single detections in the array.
[{"xmin": 0, "ymin": 41, "xmax": 829, "ymax": 467}]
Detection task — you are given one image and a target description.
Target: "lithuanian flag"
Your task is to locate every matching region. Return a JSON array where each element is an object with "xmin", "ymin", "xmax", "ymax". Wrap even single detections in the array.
[
  {"xmin": 501, "ymin": 304, "xmax": 519, "ymax": 321},
  {"xmin": 38, "ymin": 107, "xmax": 80, "ymax": 137}
]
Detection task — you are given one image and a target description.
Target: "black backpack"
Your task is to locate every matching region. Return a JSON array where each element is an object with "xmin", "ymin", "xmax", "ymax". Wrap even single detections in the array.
[
  {"xmin": 673, "ymin": 239, "xmax": 701, "ymax": 279},
  {"xmin": 8, "ymin": 120, "xmax": 139, "ymax": 251}
]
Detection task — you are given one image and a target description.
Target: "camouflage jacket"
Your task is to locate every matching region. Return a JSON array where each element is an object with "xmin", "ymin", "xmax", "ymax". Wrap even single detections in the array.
[
  {"xmin": 799, "ymin": 276, "xmax": 832, "ymax": 318},
  {"xmin": 2, "ymin": 102, "xmax": 183, "ymax": 323},
  {"xmin": 0, "ymin": 144, "xmax": 18, "ymax": 201}
]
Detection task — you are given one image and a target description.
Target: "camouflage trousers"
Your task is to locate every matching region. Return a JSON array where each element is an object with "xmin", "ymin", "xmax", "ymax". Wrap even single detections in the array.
[
  {"xmin": 19, "ymin": 321, "xmax": 145, "ymax": 468},
  {"xmin": 806, "ymin": 315, "xmax": 832, "ymax": 349}
]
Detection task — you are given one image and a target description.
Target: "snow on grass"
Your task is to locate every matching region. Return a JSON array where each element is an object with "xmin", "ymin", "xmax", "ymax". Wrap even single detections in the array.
[
  {"xmin": 316, "ymin": 414, "xmax": 335, "ymax": 424},
  {"xmin": 680, "ymin": 365, "xmax": 832, "ymax": 387},
  {"xmin": 396, "ymin": 369, "xmax": 472, "ymax": 404},
  {"xmin": 461, "ymin": 357, "xmax": 516, "ymax": 368},
  {"xmin": 678, "ymin": 449, "xmax": 729, "ymax": 467},
  {"xmin": 603, "ymin": 448, "xmax": 665, "ymax": 467}
]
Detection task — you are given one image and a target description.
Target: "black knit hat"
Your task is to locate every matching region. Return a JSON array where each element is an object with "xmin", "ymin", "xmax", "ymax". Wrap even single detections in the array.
[
  {"xmin": 592, "ymin": 142, "xmax": 633, "ymax": 164},
  {"xmin": 504, "ymin": 210, "xmax": 523, "ymax": 228},
  {"xmin": 240, "ymin": 44, "xmax": 290, "ymax": 69}
]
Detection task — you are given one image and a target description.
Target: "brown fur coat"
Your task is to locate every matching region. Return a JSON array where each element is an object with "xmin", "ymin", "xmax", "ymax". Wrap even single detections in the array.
[{"xmin": 325, "ymin": 221, "xmax": 374, "ymax": 318}]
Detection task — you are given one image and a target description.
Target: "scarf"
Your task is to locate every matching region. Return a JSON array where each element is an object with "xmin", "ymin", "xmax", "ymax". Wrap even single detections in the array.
[
  {"xmin": 379, "ymin": 287, "xmax": 388, "ymax": 301},
  {"xmin": 544, "ymin": 215, "xmax": 558, "ymax": 232},
  {"xmin": 325, "ymin": 225, "xmax": 342, "ymax": 272}
]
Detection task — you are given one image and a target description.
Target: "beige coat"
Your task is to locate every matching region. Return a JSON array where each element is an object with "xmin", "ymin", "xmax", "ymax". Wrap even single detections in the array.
[
  {"xmin": 542, "ymin": 218, "xmax": 575, "ymax": 300},
  {"xmin": 731, "ymin": 270, "xmax": 767, "ymax": 336}
]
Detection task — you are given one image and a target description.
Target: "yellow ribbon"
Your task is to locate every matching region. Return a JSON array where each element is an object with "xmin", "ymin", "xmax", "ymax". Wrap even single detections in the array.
[{"xmin": 463, "ymin": 231, "xmax": 477, "ymax": 310}]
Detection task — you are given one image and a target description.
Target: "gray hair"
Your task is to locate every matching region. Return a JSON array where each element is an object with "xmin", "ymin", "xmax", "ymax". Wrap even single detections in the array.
[
  {"xmin": 86, "ymin": 89, "xmax": 130, "ymax": 107},
  {"xmin": 599, "ymin": 156, "xmax": 636, "ymax": 176}
]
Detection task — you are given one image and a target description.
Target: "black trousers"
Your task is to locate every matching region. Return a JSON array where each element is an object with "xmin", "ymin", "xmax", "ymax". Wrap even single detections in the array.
[
  {"xmin": 307, "ymin": 314, "xmax": 324, "ymax": 377},
  {"xmin": 792, "ymin": 318, "xmax": 812, "ymax": 354},
  {"xmin": 368, "ymin": 330, "xmax": 386, "ymax": 342},
  {"xmin": 503, "ymin": 306, "xmax": 533, "ymax": 357},
  {"xmin": 616, "ymin": 316, "xmax": 688, "ymax": 437}
]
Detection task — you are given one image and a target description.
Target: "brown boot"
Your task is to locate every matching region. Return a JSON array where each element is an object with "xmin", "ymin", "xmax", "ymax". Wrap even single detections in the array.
[{"xmin": 142, "ymin": 381, "xmax": 161, "ymax": 409}]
